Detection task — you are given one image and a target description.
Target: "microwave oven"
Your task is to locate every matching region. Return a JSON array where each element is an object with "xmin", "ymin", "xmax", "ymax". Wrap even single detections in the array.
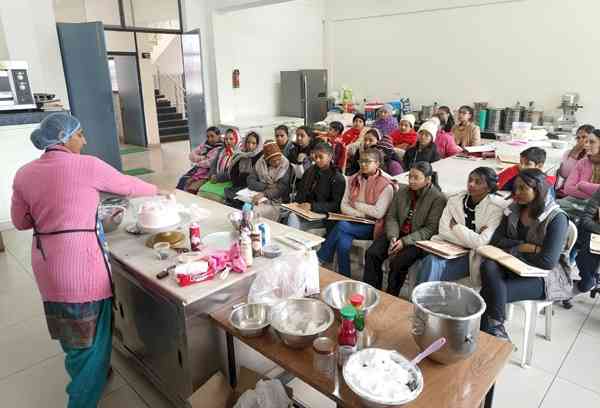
[{"xmin": 0, "ymin": 61, "xmax": 36, "ymax": 111}]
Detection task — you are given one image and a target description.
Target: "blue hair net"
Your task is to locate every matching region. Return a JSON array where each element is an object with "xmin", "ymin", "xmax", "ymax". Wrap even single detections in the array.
[{"xmin": 30, "ymin": 113, "xmax": 81, "ymax": 150}]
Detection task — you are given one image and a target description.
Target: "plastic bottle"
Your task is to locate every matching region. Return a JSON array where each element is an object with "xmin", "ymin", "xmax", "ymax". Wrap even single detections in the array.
[
  {"xmin": 240, "ymin": 231, "xmax": 253, "ymax": 267},
  {"xmin": 337, "ymin": 305, "xmax": 357, "ymax": 367},
  {"xmin": 350, "ymin": 294, "xmax": 365, "ymax": 331},
  {"xmin": 250, "ymin": 226, "xmax": 262, "ymax": 257}
]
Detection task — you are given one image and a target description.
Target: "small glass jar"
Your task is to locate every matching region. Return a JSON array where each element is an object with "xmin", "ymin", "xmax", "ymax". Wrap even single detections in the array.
[
  {"xmin": 312, "ymin": 337, "xmax": 336, "ymax": 379},
  {"xmin": 153, "ymin": 242, "xmax": 171, "ymax": 260}
]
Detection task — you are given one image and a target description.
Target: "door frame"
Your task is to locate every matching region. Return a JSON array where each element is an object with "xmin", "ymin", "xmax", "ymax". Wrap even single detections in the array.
[{"xmin": 108, "ymin": 44, "xmax": 148, "ymax": 146}]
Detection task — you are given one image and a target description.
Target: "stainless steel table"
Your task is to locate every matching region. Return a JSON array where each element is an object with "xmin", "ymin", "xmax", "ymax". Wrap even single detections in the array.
[{"xmin": 106, "ymin": 191, "xmax": 324, "ymax": 407}]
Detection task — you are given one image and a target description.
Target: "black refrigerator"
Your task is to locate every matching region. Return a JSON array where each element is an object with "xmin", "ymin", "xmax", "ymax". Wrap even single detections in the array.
[{"xmin": 280, "ymin": 69, "xmax": 328, "ymax": 126}]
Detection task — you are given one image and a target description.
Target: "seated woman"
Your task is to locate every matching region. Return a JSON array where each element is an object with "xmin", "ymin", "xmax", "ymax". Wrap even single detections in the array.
[
  {"xmin": 452, "ymin": 105, "xmax": 481, "ymax": 147},
  {"xmin": 403, "ymin": 119, "xmax": 441, "ymax": 170},
  {"xmin": 317, "ymin": 148, "xmax": 394, "ymax": 278},
  {"xmin": 342, "ymin": 113, "xmax": 368, "ymax": 146},
  {"xmin": 434, "ymin": 106, "xmax": 462, "ymax": 158},
  {"xmin": 177, "ymin": 126, "xmax": 223, "ymax": 194},
  {"xmin": 274, "ymin": 124, "xmax": 293, "ymax": 158},
  {"xmin": 413, "ymin": 167, "xmax": 505, "ymax": 287},
  {"xmin": 574, "ymin": 188, "xmax": 600, "ymax": 296},
  {"xmin": 480, "ymin": 169, "xmax": 572, "ymax": 340},
  {"xmin": 389, "ymin": 114, "xmax": 417, "ymax": 152},
  {"xmin": 557, "ymin": 124, "xmax": 593, "ymax": 192},
  {"xmin": 224, "ymin": 131, "xmax": 263, "ymax": 207},
  {"xmin": 364, "ymin": 162, "xmax": 446, "ymax": 295},
  {"xmin": 373, "ymin": 104, "xmax": 398, "ymax": 137},
  {"xmin": 247, "ymin": 140, "xmax": 292, "ymax": 220},
  {"xmin": 346, "ymin": 129, "xmax": 402, "ymax": 176},
  {"xmin": 198, "ymin": 128, "xmax": 239, "ymax": 202},
  {"xmin": 287, "ymin": 126, "xmax": 316, "ymax": 181},
  {"xmin": 287, "ymin": 142, "xmax": 346, "ymax": 231},
  {"xmin": 316, "ymin": 121, "xmax": 348, "ymax": 171},
  {"xmin": 558, "ymin": 129, "xmax": 600, "ymax": 220}
]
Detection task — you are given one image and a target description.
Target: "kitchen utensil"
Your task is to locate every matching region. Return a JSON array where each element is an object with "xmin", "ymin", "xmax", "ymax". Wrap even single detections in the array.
[
  {"xmin": 153, "ymin": 242, "xmax": 171, "ymax": 260},
  {"xmin": 409, "ymin": 337, "xmax": 447, "ymax": 365},
  {"xmin": 98, "ymin": 205, "xmax": 126, "ymax": 233},
  {"xmin": 145, "ymin": 231, "xmax": 185, "ymax": 248},
  {"xmin": 411, "ymin": 281, "xmax": 486, "ymax": 364},
  {"xmin": 270, "ymin": 298, "xmax": 334, "ymax": 349},
  {"xmin": 321, "ymin": 280, "xmax": 380, "ymax": 320},
  {"xmin": 343, "ymin": 348, "xmax": 423, "ymax": 408},
  {"xmin": 228, "ymin": 303, "xmax": 271, "ymax": 338}
]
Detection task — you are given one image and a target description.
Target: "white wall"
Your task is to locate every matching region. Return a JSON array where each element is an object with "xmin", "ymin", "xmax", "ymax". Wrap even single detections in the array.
[
  {"xmin": 0, "ymin": 0, "xmax": 69, "ymax": 107},
  {"xmin": 325, "ymin": 0, "xmax": 599, "ymax": 124},
  {"xmin": 214, "ymin": 0, "xmax": 325, "ymax": 122},
  {"xmin": 155, "ymin": 36, "xmax": 183, "ymax": 76},
  {"xmin": 0, "ymin": 17, "xmax": 8, "ymax": 60},
  {"xmin": 53, "ymin": 0, "xmax": 86, "ymax": 23}
]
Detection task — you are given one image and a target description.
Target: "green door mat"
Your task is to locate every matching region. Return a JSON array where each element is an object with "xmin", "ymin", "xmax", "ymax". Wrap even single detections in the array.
[
  {"xmin": 123, "ymin": 167, "xmax": 154, "ymax": 176},
  {"xmin": 120, "ymin": 146, "xmax": 147, "ymax": 155}
]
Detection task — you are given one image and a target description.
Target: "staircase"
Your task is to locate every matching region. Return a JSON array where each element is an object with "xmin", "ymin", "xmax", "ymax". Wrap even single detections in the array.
[{"xmin": 155, "ymin": 89, "xmax": 189, "ymax": 143}]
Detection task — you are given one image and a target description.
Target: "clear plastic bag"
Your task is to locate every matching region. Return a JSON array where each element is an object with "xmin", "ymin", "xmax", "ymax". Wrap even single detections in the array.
[
  {"xmin": 248, "ymin": 251, "xmax": 319, "ymax": 305},
  {"xmin": 234, "ymin": 380, "xmax": 290, "ymax": 408}
]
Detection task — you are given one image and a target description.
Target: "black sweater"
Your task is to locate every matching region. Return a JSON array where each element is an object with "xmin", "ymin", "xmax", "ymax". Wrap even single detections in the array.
[
  {"xmin": 295, "ymin": 165, "xmax": 346, "ymax": 214},
  {"xmin": 230, "ymin": 153, "xmax": 263, "ymax": 188},
  {"xmin": 403, "ymin": 143, "xmax": 440, "ymax": 169},
  {"xmin": 490, "ymin": 212, "xmax": 568, "ymax": 270}
]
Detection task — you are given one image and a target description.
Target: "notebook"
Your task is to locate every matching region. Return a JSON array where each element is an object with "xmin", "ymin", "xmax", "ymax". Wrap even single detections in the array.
[
  {"xmin": 327, "ymin": 212, "xmax": 376, "ymax": 225},
  {"xmin": 281, "ymin": 203, "xmax": 327, "ymax": 221},
  {"xmin": 590, "ymin": 233, "xmax": 600, "ymax": 255},
  {"xmin": 416, "ymin": 240, "xmax": 470, "ymax": 260},
  {"xmin": 476, "ymin": 245, "xmax": 550, "ymax": 277},
  {"xmin": 234, "ymin": 188, "xmax": 268, "ymax": 204}
]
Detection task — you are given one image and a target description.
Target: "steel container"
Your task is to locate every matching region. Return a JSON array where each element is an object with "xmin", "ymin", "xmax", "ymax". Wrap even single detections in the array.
[{"xmin": 411, "ymin": 282, "xmax": 486, "ymax": 365}]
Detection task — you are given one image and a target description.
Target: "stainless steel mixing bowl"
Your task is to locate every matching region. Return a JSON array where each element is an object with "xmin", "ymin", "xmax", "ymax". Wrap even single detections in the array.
[
  {"xmin": 228, "ymin": 303, "xmax": 271, "ymax": 338},
  {"xmin": 98, "ymin": 205, "xmax": 127, "ymax": 233},
  {"xmin": 270, "ymin": 298, "xmax": 334, "ymax": 349},
  {"xmin": 321, "ymin": 280, "xmax": 380, "ymax": 320}
]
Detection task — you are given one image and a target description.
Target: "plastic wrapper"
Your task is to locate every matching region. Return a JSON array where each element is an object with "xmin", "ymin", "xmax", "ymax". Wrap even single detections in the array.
[
  {"xmin": 248, "ymin": 251, "xmax": 319, "ymax": 305},
  {"xmin": 234, "ymin": 379, "xmax": 290, "ymax": 408}
]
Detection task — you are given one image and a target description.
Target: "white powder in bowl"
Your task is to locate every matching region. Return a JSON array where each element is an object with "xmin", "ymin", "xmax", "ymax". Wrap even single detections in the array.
[
  {"xmin": 344, "ymin": 349, "xmax": 419, "ymax": 404},
  {"xmin": 275, "ymin": 309, "xmax": 328, "ymax": 335}
]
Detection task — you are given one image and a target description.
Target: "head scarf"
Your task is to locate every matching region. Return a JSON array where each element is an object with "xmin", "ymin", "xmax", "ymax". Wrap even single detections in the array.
[
  {"xmin": 224, "ymin": 129, "xmax": 239, "ymax": 156},
  {"xmin": 31, "ymin": 113, "xmax": 81, "ymax": 150},
  {"xmin": 231, "ymin": 131, "xmax": 263, "ymax": 174},
  {"xmin": 374, "ymin": 104, "xmax": 399, "ymax": 137},
  {"xmin": 254, "ymin": 155, "xmax": 290, "ymax": 185}
]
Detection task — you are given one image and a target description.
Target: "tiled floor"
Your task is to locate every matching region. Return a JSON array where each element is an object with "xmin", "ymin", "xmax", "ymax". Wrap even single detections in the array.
[{"xmin": 1, "ymin": 141, "xmax": 599, "ymax": 407}]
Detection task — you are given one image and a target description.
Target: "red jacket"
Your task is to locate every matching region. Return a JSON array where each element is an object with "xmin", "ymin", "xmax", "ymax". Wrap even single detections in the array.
[
  {"xmin": 498, "ymin": 165, "xmax": 556, "ymax": 191},
  {"xmin": 390, "ymin": 129, "xmax": 417, "ymax": 147},
  {"xmin": 342, "ymin": 128, "xmax": 361, "ymax": 146}
]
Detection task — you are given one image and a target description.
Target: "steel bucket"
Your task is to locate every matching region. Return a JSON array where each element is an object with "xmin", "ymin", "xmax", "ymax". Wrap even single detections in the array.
[{"xmin": 411, "ymin": 282, "xmax": 486, "ymax": 365}]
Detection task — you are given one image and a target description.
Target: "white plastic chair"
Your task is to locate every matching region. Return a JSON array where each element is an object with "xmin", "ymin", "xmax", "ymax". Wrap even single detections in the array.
[{"xmin": 507, "ymin": 220, "xmax": 577, "ymax": 368}]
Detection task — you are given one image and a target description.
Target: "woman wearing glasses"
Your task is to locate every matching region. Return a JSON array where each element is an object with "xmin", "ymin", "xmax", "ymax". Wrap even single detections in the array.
[
  {"xmin": 452, "ymin": 105, "xmax": 481, "ymax": 147},
  {"xmin": 317, "ymin": 148, "xmax": 394, "ymax": 278},
  {"xmin": 363, "ymin": 161, "xmax": 447, "ymax": 296}
]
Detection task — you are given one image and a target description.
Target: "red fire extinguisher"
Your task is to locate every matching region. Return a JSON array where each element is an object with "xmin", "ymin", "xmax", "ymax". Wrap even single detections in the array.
[{"xmin": 232, "ymin": 69, "xmax": 240, "ymax": 89}]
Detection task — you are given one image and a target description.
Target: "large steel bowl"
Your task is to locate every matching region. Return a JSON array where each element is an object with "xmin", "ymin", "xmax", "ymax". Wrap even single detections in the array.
[
  {"xmin": 271, "ymin": 298, "xmax": 334, "ymax": 349},
  {"xmin": 411, "ymin": 281, "xmax": 486, "ymax": 365},
  {"xmin": 321, "ymin": 280, "xmax": 380, "ymax": 320},
  {"xmin": 229, "ymin": 303, "xmax": 271, "ymax": 338},
  {"xmin": 343, "ymin": 348, "xmax": 423, "ymax": 408}
]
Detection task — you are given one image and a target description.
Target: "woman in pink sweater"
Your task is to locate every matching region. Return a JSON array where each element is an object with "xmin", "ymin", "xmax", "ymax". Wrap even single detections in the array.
[
  {"xmin": 11, "ymin": 113, "xmax": 157, "ymax": 407},
  {"xmin": 558, "ymin": 129, "xmax": 600, "ymax": 219},
  {"xmin": 434, "ymin": 106, "xmax": 462, "ymax": 158}
]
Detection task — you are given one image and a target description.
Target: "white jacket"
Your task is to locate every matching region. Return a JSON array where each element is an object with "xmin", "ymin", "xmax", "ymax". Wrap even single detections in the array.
[{"xmin": 432, "ymin": 192, "xmax": 510, "ymax": 286}]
